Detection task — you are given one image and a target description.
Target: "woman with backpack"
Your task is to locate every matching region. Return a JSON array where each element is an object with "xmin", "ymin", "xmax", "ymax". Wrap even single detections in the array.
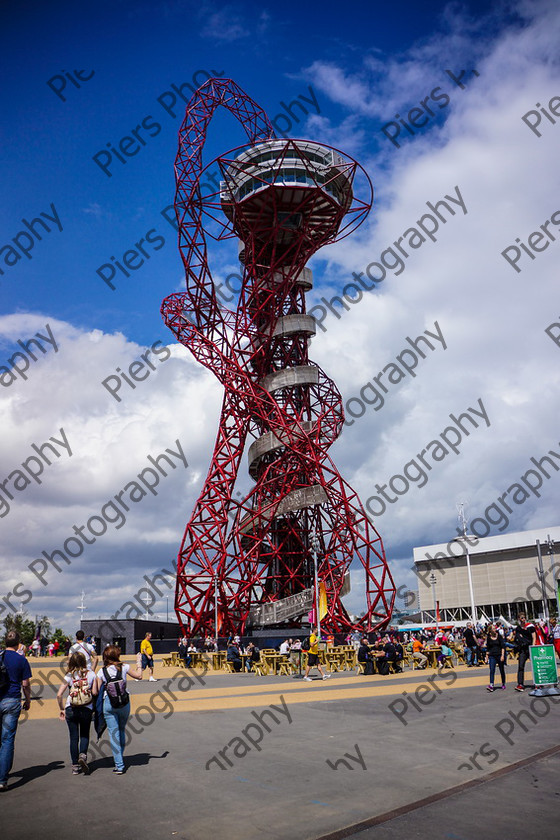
[
  {"xmin": 57, "ymin": 651, "xmax": 98, "ymax": 775},
  {"xmin": 96, "ymin": 645, "xmax": 142, "ymax": 774}
]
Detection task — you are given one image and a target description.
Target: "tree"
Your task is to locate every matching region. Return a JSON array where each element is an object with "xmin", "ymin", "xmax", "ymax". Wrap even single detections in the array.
[
  {"xmin": 37, "ymin": 615, "xmax": 52, "ymax": 641},
  {"xmin": 52, "ymin": 628, "xmax": 67, "ymax": 652},
  {"xmin": 3, "ymin": 614, "xmax": 36, "ymax": 646}
]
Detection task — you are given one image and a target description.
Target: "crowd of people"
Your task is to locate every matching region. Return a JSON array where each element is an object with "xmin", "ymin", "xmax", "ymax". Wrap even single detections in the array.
[
  {"xmin": 1, "ymin": 615, "xmax": 559, "ymax": 789},
  {"xmin": 397, "ymin": 614, "xmax": 560, "ymax": 692},
  {"xmin": 18, "ymin": 632, "xmax": 98, "ymax": 658}
]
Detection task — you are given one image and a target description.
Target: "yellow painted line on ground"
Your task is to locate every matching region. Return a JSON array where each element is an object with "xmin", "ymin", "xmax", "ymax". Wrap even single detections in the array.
[{"xmin": 25, "ymin": 672, "xmax": 492, "ymax": 719}]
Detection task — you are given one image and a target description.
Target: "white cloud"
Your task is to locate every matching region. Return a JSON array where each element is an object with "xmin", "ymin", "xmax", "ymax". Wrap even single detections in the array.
[
  {"xmin": 302, "ymin": 0, "xmax": 560, "ymax": 600},
  {"xmin": 0, "ymin": 315, "xmax": 222, "ymax": 631}
]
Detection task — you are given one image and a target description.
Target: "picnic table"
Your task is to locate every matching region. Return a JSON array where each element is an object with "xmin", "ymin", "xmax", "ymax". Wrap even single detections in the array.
[
  {"xmin": 260, "ymin": 651, "xmax": 292, "ymax": 675},
  {"xmin": 424, "ymin": 646, "xmax": 442, "ymax": 668}
]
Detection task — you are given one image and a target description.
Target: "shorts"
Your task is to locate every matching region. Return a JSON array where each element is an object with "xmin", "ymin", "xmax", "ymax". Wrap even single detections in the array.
[
  {"xmin": 307, "ymin": 653, "xmax": 319, "ymax": 666},
  {"xmin": 141, "ymin": 654, "xmax": 154, "ymax": 670}
]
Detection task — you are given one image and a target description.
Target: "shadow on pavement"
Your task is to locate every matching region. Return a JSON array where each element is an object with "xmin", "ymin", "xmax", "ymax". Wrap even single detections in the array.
[
  {"xmin": 7, "ymin": 760, "xmax": 65, "ymax": 789},
  {"xmin": 88, "ymin": 750, "xmax": 170, "ymax": 773}
]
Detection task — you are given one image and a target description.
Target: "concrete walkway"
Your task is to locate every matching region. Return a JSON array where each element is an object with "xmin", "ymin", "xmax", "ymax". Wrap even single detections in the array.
[{"xmin": 2, "ymin": 661, "xmax": 559, "ymax": 839}]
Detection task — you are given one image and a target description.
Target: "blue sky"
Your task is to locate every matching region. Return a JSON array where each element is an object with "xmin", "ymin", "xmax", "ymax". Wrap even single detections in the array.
[
  {"xmin": 1, "ymin": 0, "xmax": 560, "ymax": 630},
  {"xmin": 1, "ymin": 0, "xmax": 509, "ymax": 341}
]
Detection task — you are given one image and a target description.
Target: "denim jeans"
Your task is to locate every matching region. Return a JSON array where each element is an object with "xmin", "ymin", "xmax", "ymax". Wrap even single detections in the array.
[
  {"xmin": 465, "ymin": 646, "xmax": 478, "ymax": 666},
  {"xmin": 65, "ymin": 705, "xmax": 93, "ymax": 765},
  {"xmin": 517, "ymin": 648, "xmax": 530, "ymax": 687},
  {"xmin": 488, "ymin": 655, "xmax": 506, "ymax": 686},
  {"xmin": 0, "ymin": 697, "xmax": 22, "ymax": 784},
  {"xmin": 103, "ymin": 695, "xmax": 129, "ymax": 771}
]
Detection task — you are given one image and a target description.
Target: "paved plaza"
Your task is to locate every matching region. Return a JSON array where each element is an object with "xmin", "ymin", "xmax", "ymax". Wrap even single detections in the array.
[{"xmin": 2, "ymin": 659, "xmax": 559, "ymax": 839}]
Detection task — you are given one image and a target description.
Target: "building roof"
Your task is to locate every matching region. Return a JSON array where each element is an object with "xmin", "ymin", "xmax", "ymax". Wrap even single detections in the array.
[{"xmin": 414, "ymin": 525, "xmax": 560, "ymax": 564}]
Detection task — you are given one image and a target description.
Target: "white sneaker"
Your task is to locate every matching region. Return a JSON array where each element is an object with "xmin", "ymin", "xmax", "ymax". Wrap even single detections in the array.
[
  {"xmin": 149, "ymin": 677, "xmax": 158, "ymax": 682},
  {"xmin": 323, "ymin": 674, "xmax": 332, "ymax": 680},
  {"xmin": 303, "ymin": 676, "xmax": 312, "ymax": 681}
]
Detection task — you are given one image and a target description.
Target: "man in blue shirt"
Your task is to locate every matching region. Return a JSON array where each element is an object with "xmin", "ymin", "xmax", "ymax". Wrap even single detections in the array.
[{"xmin": 0, "ymin": 630, "xmax": 32, "ymax": 790}]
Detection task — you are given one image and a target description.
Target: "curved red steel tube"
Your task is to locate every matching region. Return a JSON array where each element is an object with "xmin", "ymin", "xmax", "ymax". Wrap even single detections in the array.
[{"xmin": 161, "ymin": 78, "xmax": 395, "ymax": 636}]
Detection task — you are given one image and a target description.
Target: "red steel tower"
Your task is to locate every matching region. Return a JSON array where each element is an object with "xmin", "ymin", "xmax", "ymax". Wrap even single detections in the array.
[{"xmin": 161, "ymin": 78, "xmax": 395, "ymax": 637}]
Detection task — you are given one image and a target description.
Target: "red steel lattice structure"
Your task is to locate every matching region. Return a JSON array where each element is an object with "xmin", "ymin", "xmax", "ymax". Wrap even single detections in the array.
[{"xmin": 161, "ymin": 78, "xmax": 395, "ymax": 636}]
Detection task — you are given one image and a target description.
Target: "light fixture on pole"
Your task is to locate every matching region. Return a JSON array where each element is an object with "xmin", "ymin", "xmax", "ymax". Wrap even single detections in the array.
[
  {"xmin": 546, "ymin": 534, "xmax": 560, "ymax": 617},
  {"xmin": 429, "ymin": 573, "xmax": 438, "ymax": 631},
  {"xmin": 214, "ymin": 574, "xmax": 218, "ymax": 648},
  {"xmin": 311, "ymin": 530, "xmax": 321, "ymax": 638},
  {"xmin": 458, "ymin": 503, "xmax": 477, "ymax": 624},
  {"xmin": 77, "ymin": 590, "xmax": 87, "ymax": 624},
  {"xmin": 536, "ymin": 539, "xmax": 550, "ymax": 623},
  {"xmin": 141, "ymin": 590, "xmax": 154, "ymax": 621}
]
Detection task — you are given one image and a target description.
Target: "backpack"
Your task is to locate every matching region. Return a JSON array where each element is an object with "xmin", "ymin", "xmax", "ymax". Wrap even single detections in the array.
[
  {"xmin": 103, "ymin": 665, "xmax": 130, "ymax": 708},
  {"xmin": 69, "ymin": 669, "xmax": 93, "ymax": 706},
  {"xmin": 302, "ymin": 637, "xmax": 310, "ymax": 651},
  {"xmin": 0, "ymin": 650, "xmax": 10, "ymax": 692}
]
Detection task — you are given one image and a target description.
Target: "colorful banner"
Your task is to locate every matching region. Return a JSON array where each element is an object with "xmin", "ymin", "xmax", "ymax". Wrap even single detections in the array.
[{"xmin": 319, "ymin": 581, "xmax": 328, "ymax": 620}]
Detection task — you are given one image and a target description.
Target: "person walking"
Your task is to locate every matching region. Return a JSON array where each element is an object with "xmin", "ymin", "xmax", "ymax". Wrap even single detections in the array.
[
  {"xmin": 0, "ymin": 631, "xmax": 32, "ymax": 790},
  {"xmin": 69, "ymin": 630, "xmax": 98, "ymax": 672},
  {"xmin": 96, "ymin": 645, "xmax": 142, "ymax": 774},
  {"xmin": 513, "ymin": 613, "xmax": 536, "ymax": 692},
  {"xmin": 57, "ymin": 651, "xmax": 98, "ymax": 775},
  {"xmin": 551, "ymin": 618, "xmax": 560, "ymax": 660},
  {"xmin": 485, "ymin": 624, "xmax": 506, "ymax": 691},
  {"xmin": 303, "ymin": 627, "xmax": 330, "ymax": 681},
  {"xmin": 140, "ymin": 632, "xmax": 157, "ymax": 681},
  {"xmin": 463, "ymin": 623, "xmax": 479, "ymax": 666}
]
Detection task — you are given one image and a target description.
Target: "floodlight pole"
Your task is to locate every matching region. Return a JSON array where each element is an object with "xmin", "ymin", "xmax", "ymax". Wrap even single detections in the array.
[
  {"xmin": 546, "ymin": 534, "xmax": 560, "ymax": 617},
  {"xmin": 536, "ymin": 540, "xmax": 550, "ymax": 624},
  {"xmin": 312, "ymin": 530, "xmax": 320, "ymax": 638},
  {"xmin": 214, "ymin": 574, "xmax": 219, "ymax": 648},
  {"xmin": 458, "ymin": 504, "xmax": 477, "ymax": 624},
  {"xmin": 430, "ymin": 573, "xmax": 438, "ymax": 632}
]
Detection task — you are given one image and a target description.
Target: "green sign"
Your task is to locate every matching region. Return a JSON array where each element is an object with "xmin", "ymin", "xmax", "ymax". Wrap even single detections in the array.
[{"xmin": 530, "ymin": 644, "xmax": 559, "ymax": 686}]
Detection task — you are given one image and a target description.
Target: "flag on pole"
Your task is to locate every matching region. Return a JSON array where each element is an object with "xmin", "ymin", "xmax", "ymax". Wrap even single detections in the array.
[{"xmin": 319, "ymin": 582, "xmax": 328, "ymax": 621}]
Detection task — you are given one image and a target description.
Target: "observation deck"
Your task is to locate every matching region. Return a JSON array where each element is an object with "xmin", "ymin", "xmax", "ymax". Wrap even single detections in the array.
[{"xmin": 219, "ymin": 140, "xmax": 354, "ymax": 239}]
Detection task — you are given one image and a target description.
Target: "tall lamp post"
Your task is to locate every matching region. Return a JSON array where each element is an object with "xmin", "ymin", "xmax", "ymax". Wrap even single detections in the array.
[
  {"xmin": 430, "ymin": 573, "xmax": 438, "ymax": 632},
  {"xmin": 311, "ymin": 530, "xmax": 321, "ymax": 638},
  {"xmin": 214, "ymin": 574, "xmax": 218, "ymax": 647},
  {"xmin": 458, "ymin": 504, "xmax": 477, "ymax": 624},
  {"xmin": 536, "ymin": 540, "xmax": 550, "ymax": 624},
  {"xmin": 546, "ymin": 534, "xmax": 560, "ymax": 617}
]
